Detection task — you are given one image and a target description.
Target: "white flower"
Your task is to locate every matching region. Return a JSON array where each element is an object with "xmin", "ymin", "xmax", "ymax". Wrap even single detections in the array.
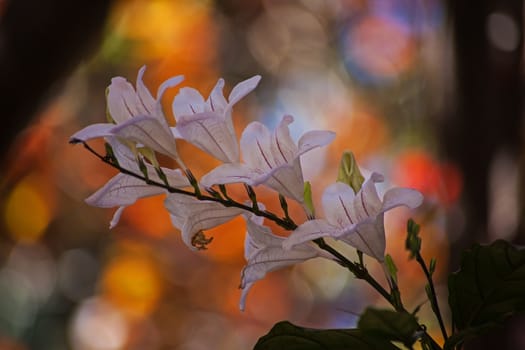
[
  {"xmin": 85, "ymin": 138, "xmax": 190, "ymax": 228},
  {"xmin": 283, "ymin": 173, "xmax": 423, "ymax": 262},
  {"xmin": 201, "ymin": 115, "xmax": 335, "ymax": 203},
  {"xmin": 172, "ymin": 75, "xmax": 261, "ymax": 163},
  {"xmin": 239, "ymin": 214, "xmax": 329, "ymax": 311},
  {"xmin": 164, "ymin": 193, "xmax": 246, "ymax": 250},
  {"xmin": 70, "ymin": 66, "xmax": 185, "ymax": 166}
]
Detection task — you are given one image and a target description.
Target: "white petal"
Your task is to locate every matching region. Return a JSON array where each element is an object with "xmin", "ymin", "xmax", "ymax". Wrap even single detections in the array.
[
  {"xmin": 297, "ymin": 130, "xmax": 336, "ymax": 156},
  {"xmin": 200, "ymin": 163, "xmax": 261, "ymax": 187},
  {"xmin": 381, "ymin": 188, "xmax": 423, "ymax": 212},
  {"xmin": 164, "ymin": 194, "xmax": 245, "ymax": 250},
  {"xmin": 106, "ymin": 137, "xmax": 139, "ymax": 171},
  {"xmin": 263, "ymin": 163, "xmax": 305, "ymax": 202},
  {"xmin": 271, "ymin": 115, "xmax": 298, "ymax": 164},
  {"xmin": 135, "ymin": 66, "xmax": 156, "ymax": 115},
  {"xmin": 321, "ymin": 182, "xmax": 358, "ymax": 228},
  {"xmin": 341, "ymin": 218, "xmax": 386, "ymax": 262},
  {"xmin": 244, "ymin": 215, "xmax": 282, "ymax": 258},
  {"xmin": 207, "ymin": 78, "xmax": 227, "ymax": 113},
  {"xmin": 181, "ymin": 206, "xmax": 245, "ymax": 250},
  {"xmin": 156, "ymin": 75, "xmax": 184, "ymax": 101},
  {"xmin": 109, "ymin": 206, "xmax": 126, "ymax": 229},
  {"xmin": 353, "ymin": 172, "xmax": 384, "ymax": 221},
  {"xmin": 107, "ymin": 77, "xmax": 145, "ymax": 123},
  {"xmin": 241, "ymin": 246, "xmax": 317, "ymax": 287},
  {"xmin": 111, "ymin": 116, "xmax": 180, "ymax": 160},
  {"xmin": 239, "ymin": 216, "xmax": 319, "ymax": 310},
  {"xmin": 69, "ymin": 123, "xmax": 114, "ymax": 143},
  {"xmin": 282, "ymin": 219, "xmax": 338, "ymax": 250},
  {"xmin": 158, "ymin": 168, "xmax": 191, "ymax": 188},
  {"xmin": 239, "ymin": 281, "xmax": 254, "ymax": 312},
  {"xmin": 85, "ymin": 173, "xmax": 166, "ymax": 208},
  {"xmin": 240, "ymin": 121, "xmax": 275, "ymax": 171},
  {"xmin": 175, "ymin": 111, "xmax": 239, "ymax": 163},
  {"xmin": 228, "ymin": 75, "xmax": 261, "ymax": 106},
  {"xmin": 172, "ymin": 87, "xmax": 206, "ymax": 118}
]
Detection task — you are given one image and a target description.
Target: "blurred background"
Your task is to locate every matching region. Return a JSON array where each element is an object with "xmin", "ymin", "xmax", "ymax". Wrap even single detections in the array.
[{"xmin": 0, "ymin": 0, "xmax": 523, "ymax": 349}]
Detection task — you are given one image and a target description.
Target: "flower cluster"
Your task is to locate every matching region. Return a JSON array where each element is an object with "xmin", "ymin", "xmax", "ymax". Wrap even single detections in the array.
[{"xmin": 71, "ymin": 67, "xmax": 423, "ymax": 310}]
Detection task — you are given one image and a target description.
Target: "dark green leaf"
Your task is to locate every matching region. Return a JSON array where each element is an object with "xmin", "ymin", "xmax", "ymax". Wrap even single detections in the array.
[
  {"xmin": 358, "ymin": 308, "xmax": 421, "ymax": 348},
  {"xmin": 254, "ymin": 321, "xmax": 400, "ymax": 350},
  {"xmin": 447, "ymin": 240, "xmax": 525, "ymax": 348}
]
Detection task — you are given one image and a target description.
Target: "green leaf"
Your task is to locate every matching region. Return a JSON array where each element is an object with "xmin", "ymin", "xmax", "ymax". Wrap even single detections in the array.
[
  {"xmin": 358, "ymin": 308, "xmax": 421, "ymax": 348},
  {"xmin": 254, "ymin": 321, "xmax": 400, "ymax": 350},
  {"xmin": 447, "ymin": 240, "xmax": 525, "ymax": 348}
]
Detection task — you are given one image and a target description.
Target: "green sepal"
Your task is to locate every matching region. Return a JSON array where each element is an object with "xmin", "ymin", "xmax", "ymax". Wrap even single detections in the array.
[
  {"xmin": 337, "ymin": 151, "xmax": 364, "ymax": 193},
  {"xmin": 303, "ymin": 181, "xmax": 315, "ymax": 217},
  {"xmin": 384, "ymin": 254, "xmax": 398, "ymax": 284},
  {"xmin": 105, "ymin": 86, "xmax": 115, "ymax": 123},
  {"xmin": 104, "ymin": 142, "xmax": 119, "ymax": 167},
  {"xmin": 405, "ymin": 219, "xmax": 421, "ymax": 259},
  {"xmin": 429, "ymin": 258, "xmax": 437, "ymax": 277}
]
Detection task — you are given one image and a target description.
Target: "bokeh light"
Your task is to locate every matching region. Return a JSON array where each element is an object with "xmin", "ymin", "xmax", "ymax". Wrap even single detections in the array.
[{"xmin": 0, "ymin": 0, "xmax": 468, "ymax": 348}]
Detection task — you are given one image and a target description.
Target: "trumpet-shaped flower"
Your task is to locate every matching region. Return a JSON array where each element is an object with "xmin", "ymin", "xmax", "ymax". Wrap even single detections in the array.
[
  {"xmin": 164, "ymin": 193, "xmax": 246, "ymax": 250},
  {"xmin": 85, "ymin": 138, "xmax": 190, "ymax": 228},
  {"xmin": 239, "ymin": 214, "xmax": 331, "ymax": 311},
  {"xmin": 283, "ymin": 173, "xmax": 423, "ymax": 262},
  {"xmin": 201, "ymin": 115, "xmax": 335, "ymax": 203},
  {"xmin": 70, "ymin": 66, "xmax": 184, "ymax": 165},
  {"xmin": 172, "ymin": 75, "xmax": 261, "ymax": 163}
]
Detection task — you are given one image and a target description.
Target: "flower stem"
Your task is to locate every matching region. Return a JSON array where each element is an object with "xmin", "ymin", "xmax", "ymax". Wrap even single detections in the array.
[
  {"xmin": 81, "ymin": 141, "xmax": 442, "ymax": 348},
  {"xmin": 416, "ymin": 252, "xmax": 448, "ymax": 343},
  {"xmin": 313, "ymin": 238, "xmax": 399, "ymax": 311},
  {"xmin": 81, "ymin": 141, "xmax": 297, "ymax": 230}
]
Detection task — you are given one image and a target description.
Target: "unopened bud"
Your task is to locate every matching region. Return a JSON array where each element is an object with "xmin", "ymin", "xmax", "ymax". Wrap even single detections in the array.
[{"xmin": 337, "ymin": 151, "xmax": 364, "ymax": 193}]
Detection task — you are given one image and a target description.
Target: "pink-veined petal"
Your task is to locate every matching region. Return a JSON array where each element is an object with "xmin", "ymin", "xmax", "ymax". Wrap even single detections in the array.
[
  {"xmin": 181, "ymin": 206, "xmax": 245, "ymax": 250},
  {"xmin": 135, "ymin": 66, "xmax": 156, "ymax": 115},
  {"xmin": 381, "ymin": 187, "xmax": 423, "ymax": 213},
  {"xmin": 156, "ymin": 75, "xmax": 184, "ymax": 101},
  {"xmin": 282, "ymin": 219, "xmax": 338, "ymax": 250},
  {"xmin": 341, "ymin": 218, "xmax": 386, "ymax": 262},
  {"xmin": 240, "ymin": 121, "xmax": 275, "ymax": 171},
  {"xmin": 321, "ymin": 182, "xmax": 357, "ymax": 228},
  {"xmin": 353, "ymin": 172, "xmax": 384, "ymax": 221},
  {"xmin": 69, "ymin": 123, "xmax": 114, "ymax": 143},
  {"xmin": 105, "ymin": 137, "xmax": 140, "ymax": 171},
  {"xmin": 85, "ymin": 173, "xmax": 166, "ymax": 208},
  {"xmin": 239, "ymin": 216, "xmax": 319, "ymax": 310},
  {"xmin": 200, "ymin": 163, "xmax": 261, "ymax": 188},
  {"xmin": 111, "ymin": 116, "xmax": 180, "ymax": 160},
  {"xmin": 263, "ymin": 163, "xmax": 305, "ymax": 203},
  {"xmin": 271, "ymin": 115, "xmax": 298, "ymax": 164},
  {"xmin": 297, "ymin": 129, "xmax": 336, "ymax": 156},
  {"xmin": 228, "ymin": 75, "xmax": 261, "ymax": 106},
  {"xmin": 174, "ymin": 111, "xmax": 239, "ymax": 163},
  {"xmin": 207, "ymin": 78, "xmax": 228, "ymax": 113},
  {"xmin": 164, "ymin": 193, "xmax": 244, "ymax": 250},
  {"xmin": 172, "ymin": 87, "xmax": 206, "ymax": 118},
  {"xmin": 107, "ymin": 77, "xmax": 144, "ymax": 123}
]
